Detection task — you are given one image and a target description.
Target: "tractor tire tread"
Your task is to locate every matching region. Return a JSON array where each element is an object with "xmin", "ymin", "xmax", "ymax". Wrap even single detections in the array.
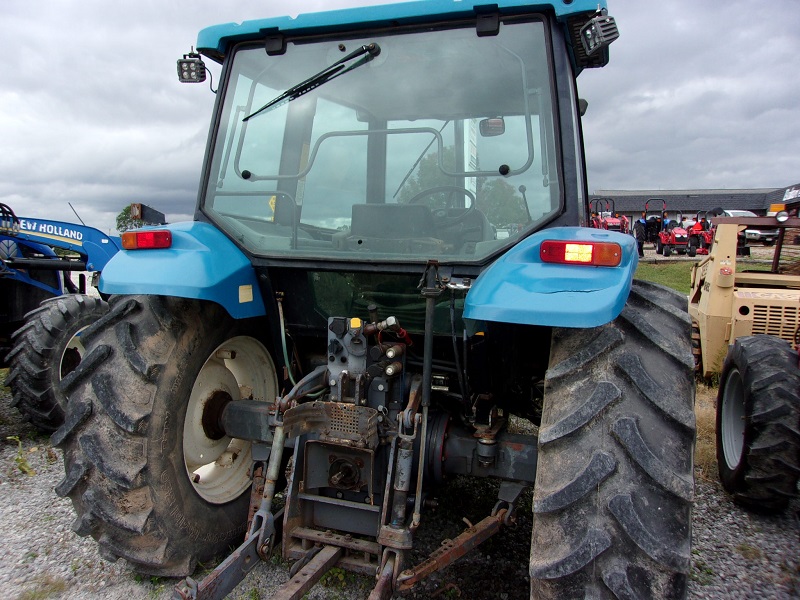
[
  {"xmin": 54, "ymin": 295, "xmax": 252, "ymax": 577},
  {"xmin": 5, "ymin": 294, "xmax": 109, "ymax": 432},
  {"xmin": 531, "ymin": 280, "xmax": 695, "ymax": 600},
  {"xmin": 716, "ymin": 335, "xmax": 800, "ymax": 512}
]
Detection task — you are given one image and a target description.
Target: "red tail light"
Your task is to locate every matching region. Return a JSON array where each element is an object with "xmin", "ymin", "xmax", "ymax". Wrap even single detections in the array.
[
  {"xmin": 121, "ymin": 230, "xmax": 172, "ymax": 250},
  {"xmin": 540, "ymin": 240, "xmax": 622, "ymax": 267}
]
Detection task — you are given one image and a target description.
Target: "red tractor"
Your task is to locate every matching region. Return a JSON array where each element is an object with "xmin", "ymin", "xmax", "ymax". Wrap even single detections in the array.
[
  {"xmin": 656, "ymin": 208, "xmax": 694, "ymax": 257},
  {"xmin": 590, "ymin": 197, "xmax": 629, "ymax": 233},
  {"xmin": 687, "ymin": 210, "xmax": 715, "ymax": 255}
]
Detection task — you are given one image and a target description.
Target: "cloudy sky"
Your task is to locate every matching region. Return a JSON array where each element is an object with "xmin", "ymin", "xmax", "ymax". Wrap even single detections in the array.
[{"xmin": 2, "ymin": 0, "xmax": 799, "ymax": 235}]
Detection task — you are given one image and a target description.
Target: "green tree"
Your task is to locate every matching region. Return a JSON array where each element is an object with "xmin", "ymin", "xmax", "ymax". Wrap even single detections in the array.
[
  {"xmin": 396, "ymin": 147, "xmax": 457, "ymax": 205},
  {"xmin": 397, "ymin": 145, "xmax": 525, "ymax": 226},
  {"xmin": 116, "ymin": 205, "xmax": 144, "ymax": 233},
  {"xmin": 477, "ymin": 179, "xmax": 527, "ymax": 226}
]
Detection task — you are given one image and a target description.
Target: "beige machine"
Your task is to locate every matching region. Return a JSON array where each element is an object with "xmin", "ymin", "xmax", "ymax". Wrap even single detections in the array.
[{"xmin": 688, "ymin": 211, "xmax": 800, "ymax": 378}]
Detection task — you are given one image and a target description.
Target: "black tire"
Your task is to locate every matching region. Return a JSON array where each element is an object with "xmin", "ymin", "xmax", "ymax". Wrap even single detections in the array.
[
  {"xmin": 4, "ymin": 294, "xmax": 109, "ymax": 432},
  {"xmin": 716, "ymin": 335, "xmax": 800, "ymax": 513},
  {"xmin": 690, "ymin": 319, "xmax": 703, "ymax": 377},
  {"xmin": 656, "ymin": 240, "xmax": 663, "ymax": 254},
  {"xmin": 530, "ymin": 280, "xmax": 695, "ymax": 599},
  {"xmin": 53, "ymin": 295, "xmax": 278, "ymax": 576},
  {"xmin": 663, "ymin": 244, "xmax": 672, "ymax": 257},
  {"xmin": 687, "ymin": 245, "xmax": 696, "ymax": 258}
]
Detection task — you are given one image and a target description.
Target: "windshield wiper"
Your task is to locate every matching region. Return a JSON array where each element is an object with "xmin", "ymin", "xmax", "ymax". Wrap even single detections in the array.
[{"xmin": 243, "ymin": 43, "xmax": 381, "ymax": 122}]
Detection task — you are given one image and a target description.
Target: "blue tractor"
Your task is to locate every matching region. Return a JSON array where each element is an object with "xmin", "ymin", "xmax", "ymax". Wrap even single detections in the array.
[
  {"xmin": 53, "ymin": 2, "xmax": 695, "ymax": 598},
  {"xmin": 1, "ymin": 203, "xmax": 118, "ymax": 430}
]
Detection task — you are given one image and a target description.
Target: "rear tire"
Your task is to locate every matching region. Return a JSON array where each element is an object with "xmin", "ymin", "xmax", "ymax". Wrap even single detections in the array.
[
  {"xmin": 716, "ymin": 335, "xmax": 800, "ymax": 513},
  {"xmin": 690, "ymin": 319, "xmax": 703, "ymax": 377},
  {"xmin": 53, "ymin": 295, "xmax": 278, "ymax": 576},
  {"xmin": 530, "ymin": 280, "xmax": 695, "ymax": 599},
  {"xmin": 5, "ymin": 294, "xmax": 109, "ymax": 431}
]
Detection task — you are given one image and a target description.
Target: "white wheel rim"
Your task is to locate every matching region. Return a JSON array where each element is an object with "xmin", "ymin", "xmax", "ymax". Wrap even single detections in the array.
[
  {"xmin": 721, "ymin": 367, "xmax": 746, "ymax": 470},
  {"xmin": 59, "ymin": 328, "xmax": 88, "ymax": 380},
  {"xmin": 183, "ymin": 336, "xmax": 277, "ymax": 504}
]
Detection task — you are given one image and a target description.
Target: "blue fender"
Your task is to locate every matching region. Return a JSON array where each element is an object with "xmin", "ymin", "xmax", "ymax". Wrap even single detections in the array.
[
  {"xmin": 99, "ymin": 221, "xmax": 266, "ymax": 319},
  {"xmin": 464, "ymin": 227, "xmax": 638, "ymax": 329}
]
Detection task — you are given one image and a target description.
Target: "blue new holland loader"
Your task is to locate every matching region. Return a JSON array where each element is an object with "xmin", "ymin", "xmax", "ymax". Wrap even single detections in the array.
[
  {"xmin": 53, "ymin": 2, "xmax": 695, "ymax": 598},
  {"xmin": 2, "ymin": 203, "xmax": 117, "ymax": 430}
]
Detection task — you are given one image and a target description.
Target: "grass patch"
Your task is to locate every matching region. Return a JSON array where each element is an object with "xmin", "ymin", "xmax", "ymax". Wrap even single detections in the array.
[
  {"xmin": 321, "ymin": 567, "xmax": 350, "ymax": 589},
  {"xmin": 319, "ymin": 565, "xmax": 372, "ymax": 598},
  {"xmin": 18, "ymin": 573, "xmax": 68, "ymax": 600},
  {"xmin": 634, "ymin": 254, "xmax": 773, "ymax": 295},
  {"xmin": 635, "ymin": 261, "xmax": 693, "ymax": 294},
  {"xmin": 691, "ymin": 555, "xmax": 715, "ymax": 585},
  {"xmin": 736, "ymin": 543, "xmax": 762, "ymax": 561},
  {"xmin": 6, "ymin": 435, "xmax": 36, "ymax": 476}
]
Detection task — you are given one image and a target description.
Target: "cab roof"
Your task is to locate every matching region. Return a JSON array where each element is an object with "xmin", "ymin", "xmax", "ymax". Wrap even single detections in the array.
[{"xmin": 197, "ymin": 0, "xmax": 608, "ymax": 62}]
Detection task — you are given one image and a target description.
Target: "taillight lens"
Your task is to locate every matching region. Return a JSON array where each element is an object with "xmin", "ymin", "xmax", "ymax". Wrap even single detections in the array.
[
  {"xmin": 121, "ymin": 230, "xmax": 172, "ymax": 250},
  {"xmin": 540, "ymin": 240, "xmax": 622, "ymax": 267}
]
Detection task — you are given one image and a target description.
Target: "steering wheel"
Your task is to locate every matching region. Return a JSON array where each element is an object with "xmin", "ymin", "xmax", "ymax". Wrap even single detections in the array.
[{"xmin": 407, "ymin": 185, "xmax": 477, "ymax": 225}]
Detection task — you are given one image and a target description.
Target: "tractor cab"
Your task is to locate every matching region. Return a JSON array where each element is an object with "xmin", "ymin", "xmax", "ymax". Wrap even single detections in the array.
[{"xmin": 188, "ymin": 11, "xmax": 592, "ymax": 269}]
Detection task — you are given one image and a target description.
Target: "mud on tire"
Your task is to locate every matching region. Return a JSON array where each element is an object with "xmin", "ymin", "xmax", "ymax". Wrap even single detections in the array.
[
  {"xmin": 716, "ymin": 335, "xmax": 800, "ymax": 513},
  {"xmin": 5, "ymin": 294, "xmax": 109, "ymax": 432},
  {"xmin": 53, "ymin": 295, "xmax": 277, "ymax": 576},
  {"xmin": 530, "ymin": 280, "xmax": 696, "ymax": 599}
]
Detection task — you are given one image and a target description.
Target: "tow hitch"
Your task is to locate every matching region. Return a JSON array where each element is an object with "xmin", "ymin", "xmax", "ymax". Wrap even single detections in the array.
[
  {"xmin": 174, "ymin": 476, "xmax": 523, "ymax": 600},
  {"xmin": 173, "ymin": 264, "xmax": 532, "ymax": 599}
]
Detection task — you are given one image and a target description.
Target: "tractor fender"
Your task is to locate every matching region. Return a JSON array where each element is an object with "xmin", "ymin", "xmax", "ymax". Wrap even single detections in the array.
[
  {"xmin": 99, "ymin": 221, "xmax": 265, "ymax": 319},
  {"xmin": 464, "ymin": 227, "xmax": 637, "ymax": 329}
]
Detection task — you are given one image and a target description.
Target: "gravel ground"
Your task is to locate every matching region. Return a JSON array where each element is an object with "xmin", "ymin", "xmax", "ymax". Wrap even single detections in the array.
[{"xmin": 1, "ymin": 380, "xmax": 798, "ymax": 600}]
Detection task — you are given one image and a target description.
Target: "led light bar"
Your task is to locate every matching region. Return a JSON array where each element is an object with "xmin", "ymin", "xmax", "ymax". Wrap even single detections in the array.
[
  {"xmin": 540, "ymin": 240, "xmax": 622, "ymax": 267},
  {"xmin": 121, "ymin": 230, "xmax": 173, "ymax": 250}
]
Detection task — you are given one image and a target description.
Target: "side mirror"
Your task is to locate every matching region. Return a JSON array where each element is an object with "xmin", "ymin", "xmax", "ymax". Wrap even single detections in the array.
[{"xmin": 479, "ymin": 117, "xmax": 505, "ymax": 137}]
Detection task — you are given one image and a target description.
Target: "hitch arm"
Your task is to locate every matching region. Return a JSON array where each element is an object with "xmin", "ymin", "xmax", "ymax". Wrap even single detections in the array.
[
  {"xmin": 172, "ymin": 510, "xmax": 284, "ymax": 600},
  {"xmin": 272, "ymin": 545, "xmax": 343, "ymax": 599},
  {"xmin": 395, "ymin": 508, "xmax": 508, "ymax": 591}
]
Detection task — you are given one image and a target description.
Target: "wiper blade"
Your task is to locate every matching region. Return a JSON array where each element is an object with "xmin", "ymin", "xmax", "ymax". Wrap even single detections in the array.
[{"xmin": 243, "ymin": 43, "xmax": 381, "ymax": 122}]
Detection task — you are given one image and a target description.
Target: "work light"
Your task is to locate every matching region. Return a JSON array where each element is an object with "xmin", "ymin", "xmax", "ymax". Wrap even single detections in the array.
[
  {"xmin": 580, "ymin": 10, "xmax": 619, "ymax": 56},
  {"xmin": 177, "ymin": 51, "xmax": 206, "ymax": 83}
]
